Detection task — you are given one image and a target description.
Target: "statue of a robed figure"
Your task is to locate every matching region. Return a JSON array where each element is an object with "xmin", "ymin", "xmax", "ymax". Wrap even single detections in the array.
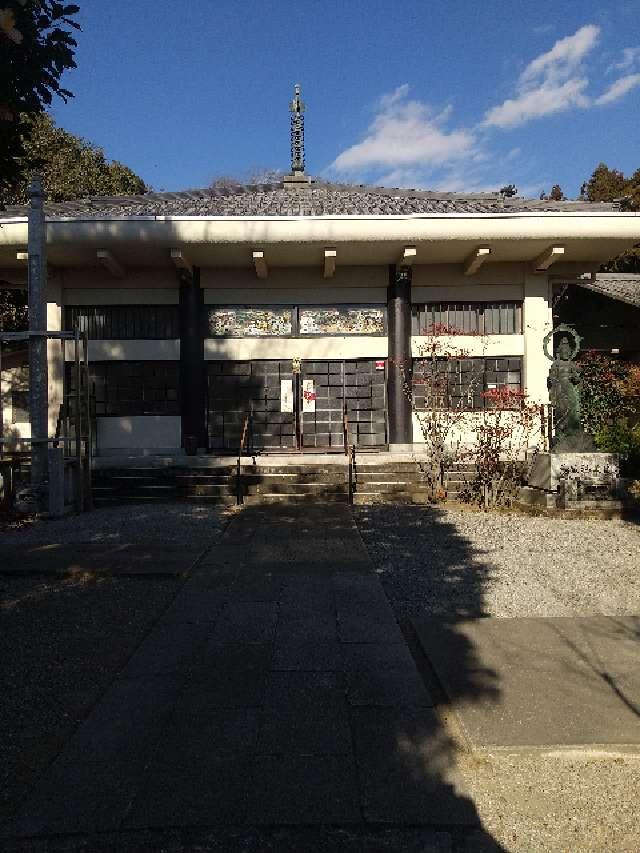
[{"xmin": 544, "ymin": 325, "xmax": 594, "ymax": 451}]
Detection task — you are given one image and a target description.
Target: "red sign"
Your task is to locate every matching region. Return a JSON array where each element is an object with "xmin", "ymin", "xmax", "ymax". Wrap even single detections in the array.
[{"xmin": 375, "ymin": 360, "xmax": 385, "ymax": 370}]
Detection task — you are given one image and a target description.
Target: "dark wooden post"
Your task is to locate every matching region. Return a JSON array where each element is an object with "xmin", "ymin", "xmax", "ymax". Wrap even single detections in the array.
[
  {"xmin": 387, "ymin": 264, "xmax": 412, "ymax": 449},
  {"xmin": 179, "ymin": 266, "xmax": 206, "ymax": 452}
]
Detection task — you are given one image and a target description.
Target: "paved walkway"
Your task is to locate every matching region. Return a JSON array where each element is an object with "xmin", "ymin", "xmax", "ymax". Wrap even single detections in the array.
[{"xmin": 3, "ymin": 504, "xmax": 486, "ymax": 847}]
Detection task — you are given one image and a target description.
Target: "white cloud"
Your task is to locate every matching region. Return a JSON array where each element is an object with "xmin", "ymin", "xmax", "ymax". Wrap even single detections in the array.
[
  {"xmin": 608, "ymin": 46, "xmax": 640, "ymax": 74},
  {"xmin": 483, "ymin": 25, "xmax": 599, "ymax": 128},
  {"xmin": 331, "ymin": 86, "xmax": 475, "ymax": 172},
  {"xmin": 520, "ymin": 24, "xmax": 600, "ymax": 85},
  {"xmin": 595, "ymin": 73, "xmax": 640, "ymax": 105}
]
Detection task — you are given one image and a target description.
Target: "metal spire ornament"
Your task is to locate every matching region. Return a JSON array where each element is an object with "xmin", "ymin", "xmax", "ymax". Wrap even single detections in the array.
[{"xmin": 289, "ymin": 84, "xmax": 305, "ymax": 174}]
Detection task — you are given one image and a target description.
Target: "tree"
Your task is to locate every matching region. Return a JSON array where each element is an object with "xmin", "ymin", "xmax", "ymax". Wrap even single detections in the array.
[
  {"xmin": 580, "ymin": 162, "xmax": 629, "ymax": 204},
  {"xmin": 5, "ymin": 112, "xmax": 146, "ymax": 204},
  {"xmin": 0, "ymin": 114, "xmax": 146, "ymax": 330},
  {"xmin": 581, "ymin": 162, "xmax": 640, "ymax": 271},
  {"xmin": 1, "ymin": 1, "xmax": 80, "ymax": 203},
  {"xmin": 549, "ymin": 184, "xmax": 565, "ymax": 201}
]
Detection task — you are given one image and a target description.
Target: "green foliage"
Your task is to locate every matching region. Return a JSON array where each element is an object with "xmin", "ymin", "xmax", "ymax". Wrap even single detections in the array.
[
  {"xmin": 0, "ymin": 114, "xmax": 146, "ymax": 330},
  {"xmin": 6, "ymin": 113, "xmax": 146, "ymax": 204},
  {"xmin": 581, "ymin": 162, "xmax": 640, "ymax": 272},
  {"xmin": 578, "ymin": 351, "xmax": 634, "ymax": 435},
  {"xmin": 1, "ymin": 0, "xmax": 80, "ymax": 203},
  {"xmin": 594, "ymin": 422, "xmax": 640, "ymax": 477},
  {"xmin": 0, "ymin": 288, "xmax": 28, "ymax": 331}
]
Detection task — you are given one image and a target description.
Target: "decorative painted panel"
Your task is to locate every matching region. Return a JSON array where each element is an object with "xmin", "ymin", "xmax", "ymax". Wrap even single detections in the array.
[
  {"xmin": 208, "ymin": 307, "xmax": 293, "ymax": 337},
  {"xmin": 299, "ymin": 306, "xmax": 385, "ymax": 335}
]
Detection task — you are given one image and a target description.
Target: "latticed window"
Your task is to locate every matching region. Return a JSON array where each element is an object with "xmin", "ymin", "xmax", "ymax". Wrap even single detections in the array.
[
  {"xmin": 412, "ymin": 302, "xmax": 523, "ymax": 335},
  {"xmin": 67, "ymin": 361, "xmax": 180, "ymax": 417},
  {"xmin": 412, "ymin": 357, "xmax": 523, "ymax": 411},
  {"xmin": 65, "ymin": 306, "xmax": 180, "ymax": 339}
]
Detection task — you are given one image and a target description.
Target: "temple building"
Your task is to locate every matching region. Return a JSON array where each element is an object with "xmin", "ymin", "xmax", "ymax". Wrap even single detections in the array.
[{"xmin": 1, "ymin": 87, "xmax": 639, "ymax": 456}]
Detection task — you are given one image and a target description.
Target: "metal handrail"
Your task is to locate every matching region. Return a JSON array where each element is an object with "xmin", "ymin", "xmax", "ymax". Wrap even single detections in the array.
[
  {"xmin": 236, "ymin": 413, "xmax": 250, "ymax": 505},
  {"xmin": 347, "ymin": 442, "xmax": 356, "ymax": 505}
]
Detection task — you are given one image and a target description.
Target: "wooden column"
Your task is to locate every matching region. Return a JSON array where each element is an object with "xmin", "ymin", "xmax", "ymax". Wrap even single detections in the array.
[
  {"xmin": 387, "ymin": 264, "xmax": 413, "ymax": 448},
  {"xmin": 179, "ymin": 267, "xmax": 206, "ymax": 452}
]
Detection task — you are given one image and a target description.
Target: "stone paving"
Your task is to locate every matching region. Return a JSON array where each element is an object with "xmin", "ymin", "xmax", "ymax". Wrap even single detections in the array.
[{"xmin": 2, "ymin": 504, "xmax": 489, "ymax": 847}]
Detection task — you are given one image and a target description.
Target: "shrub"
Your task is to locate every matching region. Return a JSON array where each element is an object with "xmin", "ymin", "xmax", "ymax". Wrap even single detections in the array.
[{"xmin": 594, "ymin": 422, "xmax": 640, "ymax": 477}]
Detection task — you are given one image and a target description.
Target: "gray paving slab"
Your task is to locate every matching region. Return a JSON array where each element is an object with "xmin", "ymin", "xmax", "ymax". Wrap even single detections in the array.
[
  {"xmin": 413, "ymin": 616, "xmax": 640, "ymax": 748},
  {"xmin": 7, "ymin": 503, "xmax": 490, "ymax": 841},
  {"xmin": 123, "ymin": 755, "xmax": 253, "ymax": 828},
  {"xmin": 212, "ymin": 601, "xmax": 278, "ymax": 642},
  {"xmin": 350, "ymin": 708, "xmax": 480, "ymax": 826},
  {"xmin": 248, "ymin": 754, "xmax": 361, "ymax": 825},
  {"xmin": 0, "ymin": 543, "xmax": 204, "ymax": 576},
  {"xmin": 258, "ymin": 684, "xmax": 352, "ymax": 755}
]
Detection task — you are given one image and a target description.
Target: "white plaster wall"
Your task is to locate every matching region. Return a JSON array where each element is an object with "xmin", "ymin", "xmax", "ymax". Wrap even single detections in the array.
[
  {"xmin": 523, "ymin": 273, "xmax": 553, "ymax": 405},
  {"xmin": 201, "ymin": 265, "xmax": 387, "ymax": 293},
  {"xmin": 204, "ymin": 337, "xmax": 388, "ymax": 360},
  {"xmin": 204, "ymin": 287, "xmax": 387, "ymax": 305},
  {"xmin": 412, "ymin": 410, "xmax": 544, "ymax": 455},
  {"xmin": 62, "ymin": 268, "xmax": 179, "ymax": 291},
  {"xmin": 96, "ymin": 416, "xmax": 181, "ymax": 452},
  {"xmin": 63, "ymin": 287, "xmax": 179, "ymax": 305},
  {"xmin": 411, "ymin": 335, "xmax": 524, "ymax": 358},
  {"xmin": 1, "ymin": 365, "xmax": 31, "ymax": 449},
  {"xmin": 47, "ymin": 273, "xmax": 64, "ymax": 437},
  {"xmin": 65, "ymin": 340, "xmax": 180, "ymax": 361}
]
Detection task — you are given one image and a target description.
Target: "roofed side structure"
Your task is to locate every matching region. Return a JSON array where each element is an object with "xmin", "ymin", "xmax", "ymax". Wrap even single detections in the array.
[{"xmin": 578, "ymin": 273, "xmax": 640, "ymax": 308}]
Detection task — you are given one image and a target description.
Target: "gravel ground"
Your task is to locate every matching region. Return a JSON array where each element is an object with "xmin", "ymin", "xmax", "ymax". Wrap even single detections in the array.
[
  {"xmin": 355, "ymin": 504, "xmax": 640, "ymax": 619},
  {"xmin": 0, "ymin": 503, "xmax": 230, "ymax": 824},
  {"xmin": 0, "ymin": 502, "xmax": 231, "ymax": 545},
  {"xmin": 355, "ymin": 505, "xmax": 640, "ymax": 852}
]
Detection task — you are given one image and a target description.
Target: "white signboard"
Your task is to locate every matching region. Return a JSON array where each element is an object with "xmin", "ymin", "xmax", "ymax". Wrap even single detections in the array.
[
  {"xmin": 281, "ymin": 379, "xmax": 294, "ymax": 413},
  {"xmin": 302, "ymin": 379, "xmax": 316, "ymax": 413}
]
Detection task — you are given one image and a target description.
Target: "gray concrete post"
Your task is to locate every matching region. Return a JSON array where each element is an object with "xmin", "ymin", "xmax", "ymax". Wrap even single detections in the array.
[
  {"xmin": 27, "ymin": 176, "xmax": 49, "ymax": 506},
  {"xmin": 48, "ymin": 447, "xmax": 65, "ymax": 517}
]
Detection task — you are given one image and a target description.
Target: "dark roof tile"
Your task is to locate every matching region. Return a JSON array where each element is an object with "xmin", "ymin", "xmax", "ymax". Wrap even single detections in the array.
[{"xmin": 1, "ymin": 180, "xmax": 620, "ymax": 220}]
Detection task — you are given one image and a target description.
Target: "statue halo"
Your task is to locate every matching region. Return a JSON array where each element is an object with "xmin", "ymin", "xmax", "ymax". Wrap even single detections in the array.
[{"xmin": 543, "ymin": 324, "xmax": 582, "ymax": 362}]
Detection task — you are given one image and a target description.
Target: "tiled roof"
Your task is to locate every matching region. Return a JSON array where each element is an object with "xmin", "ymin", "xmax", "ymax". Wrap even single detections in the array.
[
  {"xmin": 578, "ymin": 273, "xmax": 640, "ymax": 307},
  {"xmin": 1, "ymin": 180, "xmax": 621, "ymax": 219}
]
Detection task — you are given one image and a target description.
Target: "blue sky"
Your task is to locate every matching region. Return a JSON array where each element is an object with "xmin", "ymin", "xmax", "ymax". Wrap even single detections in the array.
[{"xmin": 50, "ymin": 0, "xmax": 640, "ymax": 198}]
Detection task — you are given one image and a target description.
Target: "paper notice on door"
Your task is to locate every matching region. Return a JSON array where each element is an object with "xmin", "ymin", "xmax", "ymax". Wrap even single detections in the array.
[
  {"xmin": 302, "ymin": 379, "xmax": 316, "ymax": 413},
  {"xmin": 281, "ymin": 379, "xmax": 294, "ymax": 413}
]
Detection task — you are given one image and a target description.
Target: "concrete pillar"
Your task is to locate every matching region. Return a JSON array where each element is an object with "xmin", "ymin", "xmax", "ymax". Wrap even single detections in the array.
[
  {"xmin": 387, "ymin": 264, "xmax": 413, "ymax": 449},
  {"xmin": 523, "ymin": 272, "xmax": 553, "ymax": 405},
  {"xmin": 48, "ymin": 446, "xmax": 65, "ymax": 517},
  {"xmin": 27, "ymin": 177, "xmax": 49, "ymax": 504},
  {"xmin": 179, "ymin": 267, "xmax": 206, "ymax": 451}
]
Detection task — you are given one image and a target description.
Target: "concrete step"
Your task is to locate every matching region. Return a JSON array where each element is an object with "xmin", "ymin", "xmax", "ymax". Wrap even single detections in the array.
[
  {"xmin": 243, "ymin": 493, "xmax": 347, "ymax": 505},
  {"xmin": 246, "ymin": 482, "xmax": 348, "ymax": 496},
  {"xmin": 243, "ymin": 472, "xmax": 347, "ymax": 484},
  {"xmin": 355, "ymin": 471, "xmax": 425, "ymax": 483},
  {"xmin": 353, "ymin": 491, "xmax": 434, "ymax": 505}
]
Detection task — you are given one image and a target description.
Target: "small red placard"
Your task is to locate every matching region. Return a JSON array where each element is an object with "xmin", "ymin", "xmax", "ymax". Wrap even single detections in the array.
[{"xmin": 375, "ymin": 360, "xmax": 385, "ymax": 370}]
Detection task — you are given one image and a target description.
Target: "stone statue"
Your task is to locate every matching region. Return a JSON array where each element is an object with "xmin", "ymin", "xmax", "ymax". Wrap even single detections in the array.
[{"xmin": 544, "ymin": 325, "xmax": 590, "ymax": 449}]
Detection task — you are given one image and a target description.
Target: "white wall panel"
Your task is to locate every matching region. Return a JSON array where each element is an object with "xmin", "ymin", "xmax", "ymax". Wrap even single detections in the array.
[
  {"xmin": 204, "ymin": 337, "xmax": 388, "ymax": 360},
  {"xmin": 64, "ymin": 340, "xmax": 180, "ymax": 361},
  {"xmin": 96, "ymin": 416, "xmax": 181, "ymax": 451}
]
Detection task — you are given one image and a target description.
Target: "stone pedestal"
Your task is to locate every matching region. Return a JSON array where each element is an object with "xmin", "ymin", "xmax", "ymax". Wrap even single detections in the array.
[{"xmin": 528, "ymin": 452, "xmax": 620, "ymax": 491}]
